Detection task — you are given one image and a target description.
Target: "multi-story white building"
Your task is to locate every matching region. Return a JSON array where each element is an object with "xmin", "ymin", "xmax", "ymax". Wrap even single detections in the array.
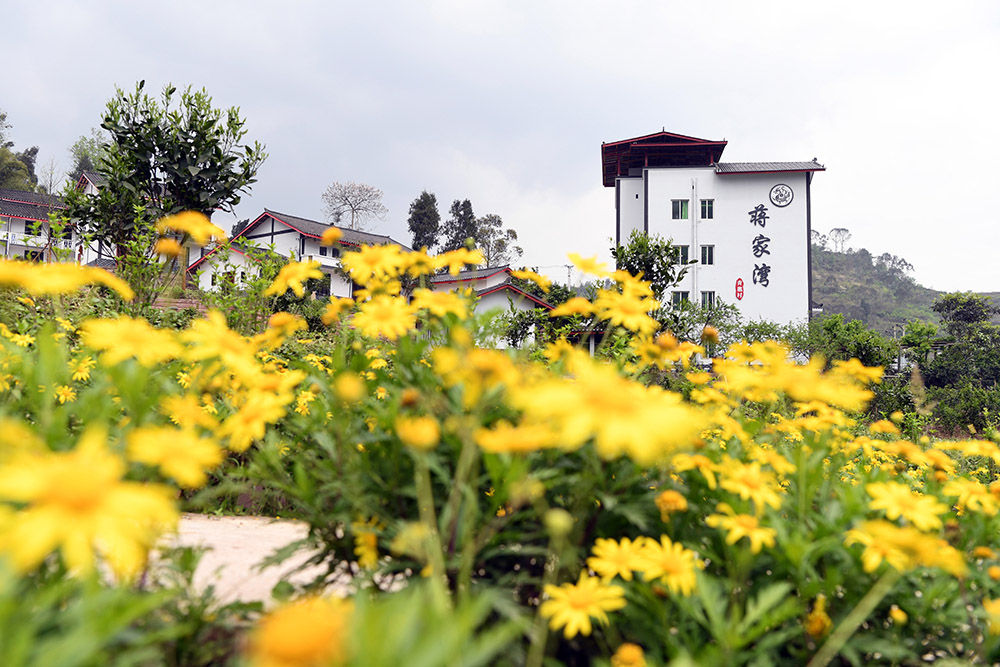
[{"xmin": 603, "ymin": 130, "xmax": 824, "ymax": 324}]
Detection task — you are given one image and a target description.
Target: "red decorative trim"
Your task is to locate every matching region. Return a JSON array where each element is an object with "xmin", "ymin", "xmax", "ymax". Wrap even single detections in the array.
[
  {"xmin": 602, "ymin": 130, "xmax": 720, "ymax": 148},
  {"xmin": 478, "ymin": 283, "xmax": 553, "ymax": 309},
  {"xmin": 0, "ymin": 213, "xmax": 53, "ymax": 223},
  {"xmin": 267, "ymin": 212, "xmax": 321, "ymax": 240},
  {"xmin": 431, "ymin": 267, "xmax": 511, "ymax": 286}
]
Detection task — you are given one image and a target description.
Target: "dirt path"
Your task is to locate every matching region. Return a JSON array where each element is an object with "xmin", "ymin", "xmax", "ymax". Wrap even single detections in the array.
[{"xmin": 163, "ymin": 513, "xmax": 330, "ymax": 605}]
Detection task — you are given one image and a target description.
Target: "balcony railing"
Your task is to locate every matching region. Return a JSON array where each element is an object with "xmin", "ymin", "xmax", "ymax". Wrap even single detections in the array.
[{"xmin": 0, "ymin": 230, "xmax": 75, "ymax": 251}]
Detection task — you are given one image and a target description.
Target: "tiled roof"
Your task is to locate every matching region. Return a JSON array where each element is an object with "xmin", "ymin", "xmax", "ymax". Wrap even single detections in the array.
[
  {"xmin": 263, "ymin": 209, "xmax": 410, "ymax": 250},
  {"xmin": 715, "ymin": 161, "xmax": 824, "ymax": 174},
  {"xmin": 474, "ymin": 280, "xmax": 553, "ymax": 309},
  {"xmin": 80, "ymin": 170, "xmax": 108, "ymax": 187},
  {"xmin": 428, "ymin": 265, "xmax": 510, "ymax": 283},
  {"xmin": 85, "ymin": 257, "xmax": 117, "ymax": 270},
  {"xmin": 0, "ymin": 187, "xmax": 64, "ymax": 222}
]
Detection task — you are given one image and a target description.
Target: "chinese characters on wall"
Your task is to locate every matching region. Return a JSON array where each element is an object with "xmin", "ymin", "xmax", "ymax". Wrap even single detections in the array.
[{"xmin": 748, "ymin": 203, "xmax": 771, "ymax": 288}]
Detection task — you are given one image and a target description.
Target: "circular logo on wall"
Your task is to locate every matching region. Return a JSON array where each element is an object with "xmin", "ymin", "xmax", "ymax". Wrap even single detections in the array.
[{"xmin": 769, "ymin": 183, "xmax": 793, "ymax": 208}]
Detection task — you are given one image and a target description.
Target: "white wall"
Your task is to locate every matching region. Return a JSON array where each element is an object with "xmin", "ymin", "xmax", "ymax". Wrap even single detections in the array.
[
  {"xmin": 619, "ymin": 167, "xmax": 810, "ymax": 325},
  {"xmin": 617, "ymin": 177, "xmax": 644, "ymax": 243}
]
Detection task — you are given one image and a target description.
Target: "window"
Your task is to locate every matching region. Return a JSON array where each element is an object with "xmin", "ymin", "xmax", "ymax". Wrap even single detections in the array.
[
  {"xmin": 319, "ymin": 246, "xmax": 328, "ymax": 257},
  {"xmin": 674, "ymin": 245, "xmax": 690, "ymax": 264},
  {"xmin": 671, "ymin": 291, "xmax": 689, "ymax": 308},
  {"xmin": 671, "ymin": 199, "xmax": 689, "ymax": 220},
  {"xmin": 700, "ymin": 199, "xmax": 714, "ymax": 219},
  {"xmin": 701, "ymin": 291, "xmax": 716, "ymax": 308},
  {"xmin": 700, "ymin": 245, "xmax": 714, "ymax": 265}
]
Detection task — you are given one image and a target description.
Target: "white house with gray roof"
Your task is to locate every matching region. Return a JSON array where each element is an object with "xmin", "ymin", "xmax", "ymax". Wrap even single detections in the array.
[
  {"xmin": 603, "ymin": 130, "xmax": 824, "ymax": 325},
  {"xmin": 187, "ymin": 208, "xmax": 409, "ymax": 296},
  {"xmin": 428, "ymin": 265, "xmax": 553, "ymax": 314}
]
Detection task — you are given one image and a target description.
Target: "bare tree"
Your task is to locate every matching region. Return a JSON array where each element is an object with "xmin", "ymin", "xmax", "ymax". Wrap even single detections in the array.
[
  {"xmin": 828, "ymin": 227, "xmax": 852, "ymax": 253},
  {"xmin": 321, "ymin": 181, "xmax": 388, "ymax": 231},
  {"xmin": 37, "ymin": 157, "xmax": 63, "ymax": 194}
]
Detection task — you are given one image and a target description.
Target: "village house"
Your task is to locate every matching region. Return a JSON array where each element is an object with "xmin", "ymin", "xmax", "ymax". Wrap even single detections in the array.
[
  {"xmin": 428, "ymin": 265, "xmax": 553, "ymax": 314},
  {"xmin": 603, "ymin": 130, "xmax": 824, "ymax": 324},
  {"xmin": 186, "ymin": 208, "xmax": 410, "ymax": 297}
]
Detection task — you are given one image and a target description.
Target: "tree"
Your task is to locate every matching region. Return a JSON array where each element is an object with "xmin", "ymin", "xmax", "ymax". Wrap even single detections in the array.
[
  {"xmin": 0, "ymin": 147, "xmax": 33, "ymax": 190},
  {"xmin": 828, "ymin": 227, "xmax": 852, "ymax": 253},
  {"xmin": 407, "ymin": 191, "xmax": 440, "ymax": 251},
  {"xmin": 440, "ymin": 199, "xmax": 477, "ymax": 253},
  {"xmin": 810, "ymin": 229, "xmax": 828, "ymax": 250},
  {"xmin": 64, "ymin": 81, "xmax": 267, "ymax": 251},
  {"xmin": 0, "ymin": 110, "xmax": 11, "ymax": 149},
  {"xmin": 476, "ymin": 213, "xmax": 522, "ymax": 266},
  {"xmin": 609, "ymin": 230, "xmax": 691, "ymax": 300},
  {"xmin": 67, "ymin": 128, "xmax": 109, "ymax": 184},
  {"xmin": 321, "ymin": 182, "xmax": 388, "ymax": 231}
]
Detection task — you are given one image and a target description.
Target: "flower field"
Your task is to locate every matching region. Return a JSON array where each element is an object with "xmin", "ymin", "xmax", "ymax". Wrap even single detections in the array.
[{"xmin": 2, "ymin": 214, "xmax": 1000, "ymax": 665}]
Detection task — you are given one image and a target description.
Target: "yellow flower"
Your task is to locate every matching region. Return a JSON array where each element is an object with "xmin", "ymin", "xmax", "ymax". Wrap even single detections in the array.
[
  {"xmin": 248, "ymin": 596, "xmax": 352, "ymax": 667},
  {"xmin": 869, "ymin": 419, "xmax": 899, "ymax": 435},
  {"xmin": 568, "ymin": 252, "xmax": 610, "ymax": 277},
  {"xmin": 321, "ymin": 297, "xmax": 355, "ymax": 325},
  {"xmin": 705, "ymin": 503, "xmax": 776, "ymax": 553},
  {"xmin": 889, "ymin": 604, "xmax": 908, "ymax": 624},
  {"xmin": 155, "ymin": 211, "xmax": 227, "ymax": 246},
  {"xmin": 942, "ymin": 478, "xmax": 998, "ymax": 516},
  {"xmin": 127, "ymin": 426, "xmax": 224, "ymax": 488},
  {"xmin": 985, "ymin": 599, "xmax": 1000, "ymax": 636},
  {"xmin": 434, "ymin": 247, "xmax": 484, "ymax": 275},
  {"xmin": 0, "ymin": 429, "xmax": 177, "ymax": 578},
  {"xmin": 263, "ymin": 261, "xmax": 324, "ymax": 298},
  {"xmin": 866, "ymin": 481, "xmax": 947, "ymax": 531},
  {"xmin": 804, "ymin": 594, "xmax": 832, "ymax": 638},
  {"xmin": 592, "ymin": 288, "xmax": 660, "ymax": 335},
  {"xmin": 153, "ymin": 237, "xmax": 183, "ymax": 257},
  {"xmin": 80, "ymin": 317, "xmax": 183, "ymax": 367},
  {"xmin": 474, "ymin": 421, "xmax": 558, "ymax": 454},
  {"xmin": 218, "ymin": 391, "xmax": 291, "ymax": 452},
  {"xmin": 655, "ymin": 490, "xmax": 688, "ymax": 521},
  {"xmin": 540, "ymin": 573, "xmax": 626, "ymax": 639},
  {"xmin": 334, "ymin": 373, "xmax": 365, "ymax": 403},
  {"xmin": 550, "ymin": 297, "xmax": 595, "ymax": 318},
  {"xmin": 844, "ymin": 519, "xmax": 966, "ymax": 576},
  {"xmin": 510, "ymin": 268, "xmax": 551, "ymax": 291},
  {"xmin": 71, "ymin": 356, "xmax": 96, "ymax": 382},
  {"xmin": 53, "ymin": 385, "xmax": 76, "ymax": 404},
  {"xmin": 719, "ymin": 461, "xmax": 784, "ymax": 513},
  {"xmin": 637, "ymin": 535, "xmax": 699, "ymax": 595},
  {"xmin": 395, "ymin": 415, "xmax": 440, "ymax": 451},
  {"xmin": 341, "ymin": 244, "xmax": 409, "ymax": 285},
  {"xmin": 352, "ymin": 295, "xmax": 417, "ymax": 340},
  {"xmin": 0, "ymin": 259, "xmax": 133, "ymax": 300},
  {"xmin": 611, "ymin": 643, "xmax": 647, "ymax": 667},
  {"xmin": 160, "ymin": 394, "xmax": 219, "ymax": 430},
  {"xmin": 352, "ymin": 519, "xmax": 379, "ymax": 569},
  {"xmin": 320, "ymin": 227, "xmax": 343, "ymax": 245},
  {"xmin": 411, "ymin": 288, "xmax": 469, "ymax": 319},
  {"xmin": 587, "ymin": 537, "xmax": 647, "ymax": 582}
]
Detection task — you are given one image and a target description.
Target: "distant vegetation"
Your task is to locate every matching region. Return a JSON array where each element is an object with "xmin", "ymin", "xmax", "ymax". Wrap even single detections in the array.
[{"xmin": 811, "ymin": 233, "xmax": 998, "ymax": 332}]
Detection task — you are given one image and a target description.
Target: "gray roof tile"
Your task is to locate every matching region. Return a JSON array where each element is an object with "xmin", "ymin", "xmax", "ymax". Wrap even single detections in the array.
[
  {"xmin": 715, "ymin": 161, "xmax": 825, "ymax": 174},
  {"xmin": 263, "ymin": 209, "xmax": 410, "ymax": 250}
]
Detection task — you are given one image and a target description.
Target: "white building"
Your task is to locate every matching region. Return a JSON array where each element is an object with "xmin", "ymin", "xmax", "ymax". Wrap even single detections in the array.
[
  {"xmin": 429, "ymin": 266, "xmax": 553, "ymax": 314},
  {"xmin": 187, "ymin": 208, "xmax": 409, "ymax": 297},
  {"xmin": 604, "ymin": 130, "xmax": 824, "ymax": 324}
]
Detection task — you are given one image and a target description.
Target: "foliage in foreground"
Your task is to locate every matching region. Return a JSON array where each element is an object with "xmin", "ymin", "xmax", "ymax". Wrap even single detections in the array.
[{"xmin": 3, "ymin": 219, "xmax": 1000, "ymax": 665}]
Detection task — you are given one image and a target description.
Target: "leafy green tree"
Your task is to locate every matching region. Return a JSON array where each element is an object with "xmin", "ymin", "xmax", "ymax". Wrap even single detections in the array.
[
  {"xmin": 63, "ymin": 81, "xmax": 267, "ymax": 251},
  {"xmin": 932, "ymin": 292, "xmax": 999, "ymax": 338},
  {"xmin": 900, "ymin": 320, "xmax": 937, "ymax": 367},
  {"xmin": 0, "ymin": 147, "xmax": 33, "ymax": 190},
  {"xmin": 609, "ymin": 230, "xmax": 691, "ymax": 300},
  {"xmin": 407, "ymin": 191, "xmax": 440, "ymax": 252},
  {"xmin": 475, "ymin": 213, "xmax": 521, "ymax": 266},
  {"xmin": 67, "ymin": 128, "xmax": 109, "ymax": 184},
  {"xmin": 440, "ymin": 199, "xmax": 477, "ymax": 253},
  {"xmin": 803, "ymin": 314, "xmax": 899, "ymax": 370}
]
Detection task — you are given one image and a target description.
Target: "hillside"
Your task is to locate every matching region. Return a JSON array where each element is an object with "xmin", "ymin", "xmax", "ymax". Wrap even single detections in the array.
[{"xmin": 811, "ymin": 246, "xmax": 1000, "ymax": 332}]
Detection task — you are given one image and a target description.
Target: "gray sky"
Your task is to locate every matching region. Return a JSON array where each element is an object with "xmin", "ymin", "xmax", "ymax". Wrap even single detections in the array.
[{"xmin": 5, "ymin": 1, "xmax": 999, "ymax": 291}]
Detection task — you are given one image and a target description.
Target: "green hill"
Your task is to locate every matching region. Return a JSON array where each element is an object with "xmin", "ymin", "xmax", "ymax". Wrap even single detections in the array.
[{"xmin": 811, "ymin": 246, "xmax": 1000, "ymax": 333}]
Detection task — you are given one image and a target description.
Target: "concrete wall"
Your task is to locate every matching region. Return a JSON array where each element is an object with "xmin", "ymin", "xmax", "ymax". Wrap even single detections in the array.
[{"xmin": 617, "ymin": 167, "xmax": 810, "ymax": 325}]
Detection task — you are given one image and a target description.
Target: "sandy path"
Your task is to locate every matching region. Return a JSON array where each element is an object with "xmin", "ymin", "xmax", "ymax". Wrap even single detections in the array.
[{"xmin": 162, "ymin": 513, "xmax": 332, "ymax": 605}]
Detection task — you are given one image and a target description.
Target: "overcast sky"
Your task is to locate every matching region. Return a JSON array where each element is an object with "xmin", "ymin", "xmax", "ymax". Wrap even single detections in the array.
[{"xmin": 4, "ymin": 1, "xmax": 999, "ymax": 291}]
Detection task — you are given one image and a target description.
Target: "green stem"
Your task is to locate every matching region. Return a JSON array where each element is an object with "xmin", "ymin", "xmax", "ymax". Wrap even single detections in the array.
[
  {"xmin": 807, "ymin": 569, "xmax": 902, "ymax": 667},
  {"xmin": 442, "ymin": 434, "xmax": 479, "ymax": 550},
  {"xmin": 413, "ymin": 454, "xmax": 450, "ymax": 609},
  {"xmin": 526, "ymin": 548, "xmax": 562, "ymax": 667}
]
